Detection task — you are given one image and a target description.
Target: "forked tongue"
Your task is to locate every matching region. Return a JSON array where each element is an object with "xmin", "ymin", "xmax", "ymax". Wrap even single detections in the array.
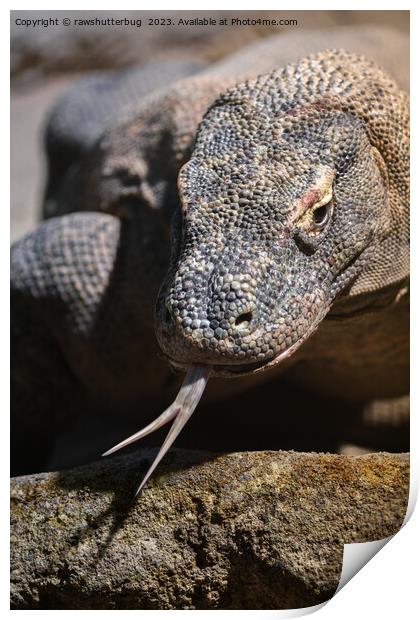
[{"xmin": 102, "ymin": 365, "xmax": 210, "ymax": 495}]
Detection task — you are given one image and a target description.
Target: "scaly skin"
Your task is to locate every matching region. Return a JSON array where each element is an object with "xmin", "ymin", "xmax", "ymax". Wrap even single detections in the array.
[{"xmin": 11, "ymin": 29, "xmax": 409, "ymax": 474}]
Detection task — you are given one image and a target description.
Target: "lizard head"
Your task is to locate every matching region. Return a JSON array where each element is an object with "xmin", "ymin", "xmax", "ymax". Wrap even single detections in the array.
[{"xmin": 156, "ymin": 70, "xmax": 390, "ymax": 377}]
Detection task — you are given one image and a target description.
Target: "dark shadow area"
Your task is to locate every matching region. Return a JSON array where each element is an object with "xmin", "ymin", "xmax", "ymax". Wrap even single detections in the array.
[{"xmin": 176, "ymin": 378, "xmax": 409, "ymax": 454}]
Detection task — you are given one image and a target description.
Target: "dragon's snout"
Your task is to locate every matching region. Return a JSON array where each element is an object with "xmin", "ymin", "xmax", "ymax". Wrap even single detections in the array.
[
  {"xmin": 157, "ymin": 267, "xmax": 272, "ymax": 366},
  {"xmin": 155, "ymin": 242, "xmax": 327, "ymax": 376}
]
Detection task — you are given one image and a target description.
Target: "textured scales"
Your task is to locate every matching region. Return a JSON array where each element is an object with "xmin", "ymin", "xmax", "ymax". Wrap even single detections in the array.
[{"xmin": 11, "ymin": 30, "xmax": 409, "ymax": 487}]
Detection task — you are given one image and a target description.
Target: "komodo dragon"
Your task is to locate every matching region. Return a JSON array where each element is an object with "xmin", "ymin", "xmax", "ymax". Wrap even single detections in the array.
[{"xmin": 11, "ymin": 27, "xmax": 409, "ymax": 482}]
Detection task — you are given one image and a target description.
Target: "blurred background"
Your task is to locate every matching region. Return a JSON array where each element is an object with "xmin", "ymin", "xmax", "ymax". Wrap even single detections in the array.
[{"xmin": 11, "ymin": 10, "xmax": 409, "ymax": 242}]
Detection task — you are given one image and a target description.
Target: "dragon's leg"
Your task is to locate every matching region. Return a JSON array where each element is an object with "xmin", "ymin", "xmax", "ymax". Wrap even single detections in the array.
[{"xmin": 11, "ymin": 211, "xmax": 171, "ymax": 475}]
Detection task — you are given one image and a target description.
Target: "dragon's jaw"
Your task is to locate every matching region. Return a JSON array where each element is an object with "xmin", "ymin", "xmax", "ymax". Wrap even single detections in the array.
[{"xmin": 165, "ymin": 299, "xmax": 332, "ymax": 378}]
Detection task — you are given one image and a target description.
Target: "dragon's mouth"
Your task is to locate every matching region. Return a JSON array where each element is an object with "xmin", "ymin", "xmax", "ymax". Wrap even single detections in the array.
[
  {"xmin": 167, "ymin": 304, "xmax": 331, "ymax": 378},
  {"xmin": 168, "ymin": 357, "xmax": 266, "ymax": 377},
  {"xmin": 167, "ymin": 340, "xmax": 300, "ymax": 378}
]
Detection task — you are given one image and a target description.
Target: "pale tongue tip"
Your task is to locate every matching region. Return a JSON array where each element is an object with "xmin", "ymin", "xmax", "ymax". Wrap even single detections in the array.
[
  {"xmin": 135, "ymin": 364, "xmax": 211, "ymax": 495},
  {"xmin": 101, "ymin": 365, "xmax": 211, "ymax": 495}
]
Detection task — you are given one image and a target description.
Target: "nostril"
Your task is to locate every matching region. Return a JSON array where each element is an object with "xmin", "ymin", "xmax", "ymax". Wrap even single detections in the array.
[{"xmin": 234, "ymin": 310, "xmax": 253, "ymax": 330}]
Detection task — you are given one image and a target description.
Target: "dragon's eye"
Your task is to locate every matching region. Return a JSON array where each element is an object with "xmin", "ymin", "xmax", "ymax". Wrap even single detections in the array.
[
  {"xmin": 312, "ymin": 201, "xmax": 332, "ymax": 229},
  {"xmin": 310, "ymin": 189, "xmax": 333, "ymax": 231}
]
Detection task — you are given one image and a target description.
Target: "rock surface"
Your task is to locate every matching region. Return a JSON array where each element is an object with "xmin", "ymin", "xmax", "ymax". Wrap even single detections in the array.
[{"xmin": 11, "ymin": 449, "xmax": 409, "ymax": 609}]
